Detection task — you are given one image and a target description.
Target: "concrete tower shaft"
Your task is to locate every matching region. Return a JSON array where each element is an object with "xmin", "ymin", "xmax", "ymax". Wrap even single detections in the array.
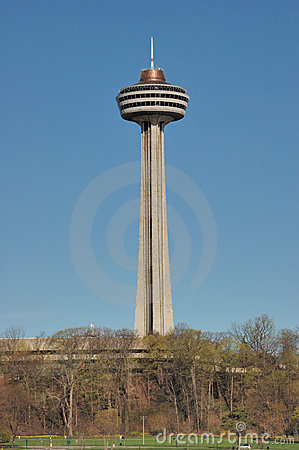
[
  {"xmin": 116, "ymin": 41, "xmax": 189, "ymax": 336},
  {"xmin": 135, "ymin": 119, "xmax": 173, "ymax": 336}
]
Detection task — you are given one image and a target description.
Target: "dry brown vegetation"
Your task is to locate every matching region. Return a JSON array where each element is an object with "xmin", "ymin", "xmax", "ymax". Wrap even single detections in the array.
[{"xmin": 0, "ymin": 315, "xmax": 298, "ymax": 438}]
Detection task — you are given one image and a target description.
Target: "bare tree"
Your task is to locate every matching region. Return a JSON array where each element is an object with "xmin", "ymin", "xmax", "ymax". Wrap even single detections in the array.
[
  {"xmin": 231, "ymin": 314, "xmax": 277, "ymax": 373},
  {"xmin": 49, "ymin": 327, "xmax": 89, "ymax": 437}
]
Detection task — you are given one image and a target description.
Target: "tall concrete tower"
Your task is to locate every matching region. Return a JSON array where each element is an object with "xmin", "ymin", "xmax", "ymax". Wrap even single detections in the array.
[{"xmin": 116, "ymin": 39, "xmax": 189, "ymax": 336}]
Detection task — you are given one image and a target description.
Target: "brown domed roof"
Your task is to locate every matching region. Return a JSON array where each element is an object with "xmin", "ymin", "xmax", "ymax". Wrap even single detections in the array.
[{"xmin": 138, "ymin": 69, "xmax": 167, "ymax": 84}]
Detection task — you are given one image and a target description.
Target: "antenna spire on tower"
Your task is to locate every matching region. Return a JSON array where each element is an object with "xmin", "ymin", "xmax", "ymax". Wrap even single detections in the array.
[{"xmin": 150, "ymin": 37, "xmax": 154, "ymax": 69}]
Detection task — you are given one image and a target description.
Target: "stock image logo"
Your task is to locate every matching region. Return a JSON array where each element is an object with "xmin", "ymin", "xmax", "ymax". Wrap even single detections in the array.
[
  {"xmin": 236, "ymin": 422, "xmax": 246, "ymax": 433},
  {"xmin": 69, "ymin": 161, "xmax": 217, "ymax": 306},
  {"xmin": 156, "ymin": 423, "xmax": 295, "ymax": 446}
]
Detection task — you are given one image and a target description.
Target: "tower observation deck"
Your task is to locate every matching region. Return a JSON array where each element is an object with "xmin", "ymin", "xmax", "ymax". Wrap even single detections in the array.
[{"xmin": 116, "ymin": 39, "xmax": 189, "ymax": 337}]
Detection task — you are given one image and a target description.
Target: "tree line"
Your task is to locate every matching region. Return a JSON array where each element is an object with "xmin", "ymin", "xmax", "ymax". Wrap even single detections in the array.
[{"xmin": 0, "ymin": 314, "xmax": 298, "ymax": 440}]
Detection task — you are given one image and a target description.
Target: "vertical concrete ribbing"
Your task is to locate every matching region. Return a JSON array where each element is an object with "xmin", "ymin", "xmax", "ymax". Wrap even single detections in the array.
[
  {"xmin": 134, "ymin": 123, "xmax": 145, "ymax": 337},
  {"xmin": 135, "ymin": 119, "xmax": 174, "ymax": 337},
  {"xmin": 160, "ymin": 124, "xmax": 173, "ymax": 333}
]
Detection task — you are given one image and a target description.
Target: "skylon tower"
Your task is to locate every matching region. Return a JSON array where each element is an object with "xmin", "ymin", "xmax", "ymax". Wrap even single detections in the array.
[{"xmin": 116, "ymin": 39, "xmax": 189, "ymax": 336}]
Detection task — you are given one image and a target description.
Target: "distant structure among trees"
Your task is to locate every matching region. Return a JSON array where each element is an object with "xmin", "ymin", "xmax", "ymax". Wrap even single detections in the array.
[{"xmin": 0, "ymin": 315, "xmax": 298, "ymax": 439}]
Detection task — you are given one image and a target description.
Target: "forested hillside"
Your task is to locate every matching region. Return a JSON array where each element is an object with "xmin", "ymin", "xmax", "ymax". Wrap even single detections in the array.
[{"xmin": 0, "ymin": 315, "xmax": 298, "ymax": 439}]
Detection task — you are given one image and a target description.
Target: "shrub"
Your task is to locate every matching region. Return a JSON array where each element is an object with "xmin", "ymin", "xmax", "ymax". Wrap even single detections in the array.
[{"xmin": 0, "ymin": 430, "xmax": 10, "ymax": 443}]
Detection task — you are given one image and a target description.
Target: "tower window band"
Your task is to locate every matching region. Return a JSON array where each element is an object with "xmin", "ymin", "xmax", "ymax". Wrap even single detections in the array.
[
  {"xmin": 118, "ymin": 93, "xmax": 189, "ymax": 103},
  {"xmin": 121, "ymin": 101, "xmax": 186, "ymax": 111},
  {"xmin": 119, "ymin": 85, "xmax": 187, "ymax": 95}
]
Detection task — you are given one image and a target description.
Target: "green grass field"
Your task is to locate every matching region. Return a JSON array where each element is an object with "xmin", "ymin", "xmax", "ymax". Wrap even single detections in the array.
[{"xmin": 6, "ymin": 436, "xmax": 299, "ymax": 450}]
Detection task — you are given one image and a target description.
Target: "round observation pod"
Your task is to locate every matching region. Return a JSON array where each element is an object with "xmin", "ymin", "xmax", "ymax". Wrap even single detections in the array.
[{"xmin": 116, "ymin": 68, "xmax": 189, "ymax": 125}]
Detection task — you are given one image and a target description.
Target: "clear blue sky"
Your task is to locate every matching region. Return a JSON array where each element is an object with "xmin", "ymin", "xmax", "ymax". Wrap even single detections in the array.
[{"xmin": 1, "ymin": 0, "xmax": 298, "ymax": 337}]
